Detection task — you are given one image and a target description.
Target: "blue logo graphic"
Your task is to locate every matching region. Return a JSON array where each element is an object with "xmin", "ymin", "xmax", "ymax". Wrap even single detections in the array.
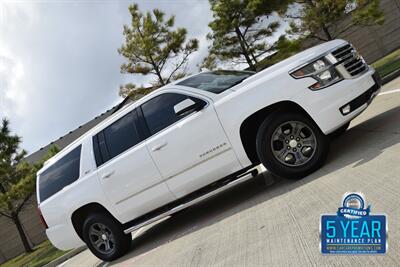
[{"xmin": 320, "ymin": 192, "xmax": 387, "ymax": 254}]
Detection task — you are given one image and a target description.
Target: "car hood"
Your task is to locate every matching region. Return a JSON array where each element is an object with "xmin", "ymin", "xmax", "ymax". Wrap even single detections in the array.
[{"xmin": 230, "ymin": 39, "xmax": 347, "ymax": 91}]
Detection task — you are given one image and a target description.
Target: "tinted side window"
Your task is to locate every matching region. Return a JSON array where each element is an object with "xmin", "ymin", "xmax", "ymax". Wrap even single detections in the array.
[
  {"xmin": 141, "ymin": 93, "xmax": 204, "ymax": 135},
  {"xmin": 104, "ymin": 112, "xmax": 141, "ymax": 159},
  {"xmin": 93, "ymin": 111, "xmax": 142, "ymax": 166},
  {"xmin": 39, "ymin": 146, "xmax": 81, "ymax": 202}
]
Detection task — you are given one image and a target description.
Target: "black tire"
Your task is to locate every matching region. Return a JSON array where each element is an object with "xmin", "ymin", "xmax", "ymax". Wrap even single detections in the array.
[
  {"xmin": 82, "ymin": 213, "xmax": 131, "ymax": 262},
  {"xmin": 329, "ymin": 122, "xmax": 350, "ymax": 139},
  {"xmin": 256, "ymin": 111, "xmax": 329, "ymax": 179}
]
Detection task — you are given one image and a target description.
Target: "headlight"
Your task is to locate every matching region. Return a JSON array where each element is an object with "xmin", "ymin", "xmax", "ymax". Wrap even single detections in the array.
[{"xmin": 290, "ymin": 57, "xmax": 343, "ymax": 90}]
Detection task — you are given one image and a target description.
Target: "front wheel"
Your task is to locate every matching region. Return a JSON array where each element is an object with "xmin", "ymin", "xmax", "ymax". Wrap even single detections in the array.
[
  {"xmin": 256, "ymin": 112, "xmax": 329, "ymax": 179},
  {"xmin": 82, "ymin": 213, "xmax": 132, "ymax": 262}
]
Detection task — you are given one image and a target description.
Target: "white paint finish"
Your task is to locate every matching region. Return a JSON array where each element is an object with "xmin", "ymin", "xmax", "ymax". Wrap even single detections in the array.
[
  {"xmin": 40, "ymin": 166, "xmax": 108, "ymax": 249},
  {"xmin": 123, "ymin": 171, "xmax": 255, "ymax": 234},
  {"xmin": 97, "ymin": 141, "xmax": 176, "ymax": 223},
  {"xmin": 79, "ymin": 137, "xmax": 96, "ymax": 178},
  {"xmin": 37, "ymin": 39, "xmax": 382, "ymax": 254},
  {"xmin": 211, "ymin": 39, "xmax": 377, "ymax": 166},
  {"xmin": 173, "ymin": 98, "xmax": 196, "ymax": 114},
  {"xmin": 292, "ymin": 68, "xmax": 378, "ymax": 134},
  {"xmin": 145, "ymin": 93, "xmax": 241, "ymax": 198},
  {"xmin": 162, "ymin": 149, "xmax": 241, "ymax": 199}
]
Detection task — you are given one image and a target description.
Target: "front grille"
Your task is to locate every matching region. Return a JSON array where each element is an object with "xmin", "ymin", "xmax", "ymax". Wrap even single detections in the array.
[{"xmin": 332, "ymin": 44, "xmax": 368, "ymax": 77}]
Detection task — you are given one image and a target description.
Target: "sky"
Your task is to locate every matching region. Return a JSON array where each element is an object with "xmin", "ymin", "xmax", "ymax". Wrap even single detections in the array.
[{"xmin": 0, "ymin": 0, "xmax": 286, "ymax": 154}]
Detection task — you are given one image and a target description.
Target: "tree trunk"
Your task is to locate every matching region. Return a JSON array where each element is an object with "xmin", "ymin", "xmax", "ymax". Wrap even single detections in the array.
[
  {"xmin": 321, "ymin": 24, "xmax": 333, "ymax": 41},
  {"xmin": 153, "ymin": 66, "xmax": 165, "ymax": 86},
  {"xmin": 249, "ymin": 52, "xmax": 258, "ymax": 65},
  {"xmin": 148, "ymin": 56, "xmax": 165, "ymax": 86},
  {"xmin": 239, "ymin": 31, "xmax": 258, "ymax": 65},
  {"xmin": 305, "ymin": 0, "xmax": 333, "ymax": 41},
  {"xmin": 11, "ymin": 213, "xmax": 33, "ymax": 253},
  {"xmin": 235, "ymin": 27, "xmax": 257, "ymax": 71}
]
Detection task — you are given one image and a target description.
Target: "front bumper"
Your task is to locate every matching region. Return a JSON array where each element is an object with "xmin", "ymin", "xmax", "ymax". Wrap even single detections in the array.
[
  {"xmin": 339, "ymin": 72, "xmax": 381, "ymax": 115},
  {"xmin": 292, "ymin": 68, "xmax": 381, "ymax": 134}
]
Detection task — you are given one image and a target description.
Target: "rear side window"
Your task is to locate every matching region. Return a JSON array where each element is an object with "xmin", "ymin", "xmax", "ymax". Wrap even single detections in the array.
[
  {"xmin": 93, "ymin": 111, "xmax": 142, "ymax": 166},
  {"xmin": 39, "ymin": 145, "xmax": 81, "ymax": 202}
]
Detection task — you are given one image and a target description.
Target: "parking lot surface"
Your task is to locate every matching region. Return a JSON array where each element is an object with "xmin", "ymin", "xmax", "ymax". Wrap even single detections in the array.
[{"xmin": 61, "ymin": 77, "xmax": 400, "ymax": 267}]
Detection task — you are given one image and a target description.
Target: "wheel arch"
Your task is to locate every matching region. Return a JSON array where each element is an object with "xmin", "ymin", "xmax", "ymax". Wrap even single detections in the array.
[
  {"xmin": 71, "ymin": 202, "xmax": 120, "ymax": 241},
  {"xmin": 239, "ymin": 101, "xmax": 317, "ymax": 165}
]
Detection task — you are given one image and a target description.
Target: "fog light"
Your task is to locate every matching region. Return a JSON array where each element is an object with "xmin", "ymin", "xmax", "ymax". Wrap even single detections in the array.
[{"xmin": 341, "ymin": 104, "xmax": 351, "ymax": 115}]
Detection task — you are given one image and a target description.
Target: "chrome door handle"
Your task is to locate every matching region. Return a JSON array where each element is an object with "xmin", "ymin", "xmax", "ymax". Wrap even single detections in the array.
[
  {"xmin": 151, "ymin": 142, "xmax": 168, "ymax": 152},
  {"xmin": 102, "ymin": 171, "xmax": 115, "ymax": 179}
]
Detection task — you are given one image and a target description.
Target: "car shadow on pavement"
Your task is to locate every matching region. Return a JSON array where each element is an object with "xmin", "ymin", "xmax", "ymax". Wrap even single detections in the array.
[{"xmin": 104, "ymin": 105, "xmax": 400, "ymax": 266}]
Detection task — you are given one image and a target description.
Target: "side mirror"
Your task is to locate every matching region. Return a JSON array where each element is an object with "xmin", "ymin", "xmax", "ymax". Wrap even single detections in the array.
[{"xmin": 174, "ymin": 98, "xmax": 204, "ymax": 116}]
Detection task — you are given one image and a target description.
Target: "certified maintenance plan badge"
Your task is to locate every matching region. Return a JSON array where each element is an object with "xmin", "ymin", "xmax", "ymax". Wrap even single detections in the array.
[{"xmin": 320, "ymin": 192, "xmax": 387, "ymax": 254}]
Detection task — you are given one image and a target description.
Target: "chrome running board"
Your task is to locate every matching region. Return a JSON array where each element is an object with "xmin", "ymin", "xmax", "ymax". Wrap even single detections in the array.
[{"xmin": 124, "ymin": 169, "xmax": 257, "ymax": 234}]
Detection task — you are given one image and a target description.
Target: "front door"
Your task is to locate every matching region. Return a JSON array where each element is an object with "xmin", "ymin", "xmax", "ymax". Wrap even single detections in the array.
[{"xmin": 141, "ymin": 92, "xmax": 241, "ymax": 198}]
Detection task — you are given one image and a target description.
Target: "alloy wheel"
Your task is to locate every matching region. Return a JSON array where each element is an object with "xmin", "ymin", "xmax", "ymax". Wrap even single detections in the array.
[
  {"xmin": 88, "ymin": 223, "xmax": 116, "ymax": 255},
  {"xmin": 270, "ymin": 121, "xmax": 317, "ymax": 167}
]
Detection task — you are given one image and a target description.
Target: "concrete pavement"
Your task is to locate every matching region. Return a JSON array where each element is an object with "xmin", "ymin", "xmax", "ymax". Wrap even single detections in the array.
[{"xmin": 62, "ymin": 77, "xmax": 400, "ymax": 267}]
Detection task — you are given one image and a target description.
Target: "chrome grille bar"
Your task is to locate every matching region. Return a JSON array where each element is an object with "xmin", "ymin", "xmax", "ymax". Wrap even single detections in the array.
[{"xmin": 331, "ymin": 43, "xmax": 368, "ymax": 77}]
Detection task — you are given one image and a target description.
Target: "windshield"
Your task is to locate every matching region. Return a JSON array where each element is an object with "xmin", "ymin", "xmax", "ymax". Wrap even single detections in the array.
[{"xmin": 177, "ymin": 70, "xmax": 254, "ymax": 94}]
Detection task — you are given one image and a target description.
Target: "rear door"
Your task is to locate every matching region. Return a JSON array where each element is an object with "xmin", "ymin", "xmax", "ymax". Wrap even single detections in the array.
[
  {"xmin": 140, "ymin": 91, "xmax": 241, "ymax": 198},
  {"xmin": 93, "ymin": 109, "xmax": 176, "ymax": 222}
]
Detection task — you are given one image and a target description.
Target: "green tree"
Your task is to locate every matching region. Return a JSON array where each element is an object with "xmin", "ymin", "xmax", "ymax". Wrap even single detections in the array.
[
  {"xmin": 255, "ymin": 35, "xmax": 303, "ymax": 70},
  {"xmin": 288, "ymin": 0, "xmax": 385, "ymax": 41},
  {"xmin": 199, "ymin": 54, "xmax": 218, "ymax": 71},
  {"xmin": 0, "ymin": 119, "xmax": 59, "ymax": 252},
  {"xmin": 118, "ymin": 4, "xmax": 199, "ymax": 98},
  {"xmin": 207, "ymin": 0, "xmax": 291, "ymax": 71},
  {"xmin": 118, "ymin": 83, "xmax": 154, "ymax": 99}
]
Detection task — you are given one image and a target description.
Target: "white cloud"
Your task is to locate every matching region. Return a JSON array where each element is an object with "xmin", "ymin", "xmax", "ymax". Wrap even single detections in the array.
[
  {"xmin": 0, "ymin": 1, "xmax": 214, "ymax": 153},
  {"xmin": 0, "ymin": 54, "xmax": 25, "ymax": 115},
  {"xmin": 0, "ymin": 1, "xmax": 125, "ymax": 152},
  {"xmin": 0, "ymin": 0, "xmax": 286, "ymax": 154}
]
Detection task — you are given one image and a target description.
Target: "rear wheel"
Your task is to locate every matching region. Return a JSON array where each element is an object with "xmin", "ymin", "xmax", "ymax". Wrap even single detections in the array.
[
  {"xmin": 83, "ymin": 213, "xmax": 131, "ymax": 261},
  {"xmin": 256, "ymin": 112, "xmax": 329, "ymax": 179}
]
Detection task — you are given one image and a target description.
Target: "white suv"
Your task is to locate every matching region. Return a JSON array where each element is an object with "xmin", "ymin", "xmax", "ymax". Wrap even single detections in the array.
[{"xmin": 36, "ymin": 40, "xmax": 381, "ymax": 261}]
